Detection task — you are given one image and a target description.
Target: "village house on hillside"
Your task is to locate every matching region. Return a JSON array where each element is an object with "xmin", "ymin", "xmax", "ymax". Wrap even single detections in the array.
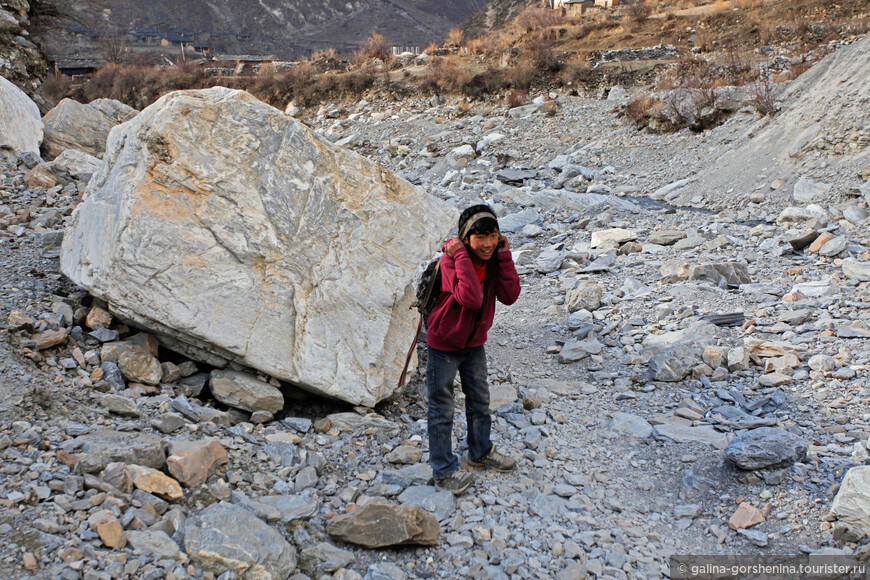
[{"xmin": 545, "ymin": 0, "xmax": 620, "ymax": 16}]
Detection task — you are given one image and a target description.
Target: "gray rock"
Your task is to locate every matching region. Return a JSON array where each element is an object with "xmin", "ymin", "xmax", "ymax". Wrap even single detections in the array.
[
  {"xmin": 326, "ymin": 412, "xmax": 400, "ymax": 435},
  {"xmin": 648, "ymin": 230, "xmax": 686, "ymax": 246},
  {"xmin": 59, "ymin": 88, "xmax": 454, "ymax": 407},
  {"xmin": 101, "ymin": 394, "xmax": 140, "ymax": 417},
  {"xmin": 125, "ymin": 530, "xmax": 183, "ymax": 560},
  {"xmin": 264, "ymin": 441, "xmax": 300, "ymax": 467},
  {"xmin": 0, "ymin": 76, "xmax": 43, "ymax": 157},
  {"xmin": 610, "ymin": 412, "xmax": 653, "ymax": 438},
  {"xmin": 530, "ymin": 493, "xmax": 567, "ymax": 518},
  {"xmin": 61, "ymin": 430, "xmax": 166, "ymax": 473},
  {"xmin": 557, "ymin": 337, "xmax": 603, "ymax": 363},
  {"xmin": 299, "ymin": 542, "xmax": 354, "ymax": 575},
  {"xmin": 688, "ymin": 262, "xmax": 751, "ymax": 286},
  {"xmin": 649, "ymin": 344, "xmax": 703, "ymax": 382},
  {"xmin": 498, "ymin": 209, "xmax": 541, "ymax": 232},
  {"xmin": 723, "ymin": 427, "xmax": 808, "ymax": 470},
  {"xmin": 495, "ymin": 168, "xmax": 537, "ymax": 184},
  {"xmin": 41, "ymin": 98, "xmax": 119, "ymax": 160},
  {"xmin": 837, "ymin": 322, "xmax": 870, "ymax": 338},
  {"xmin": 183, "ymin": 502, "xmax": 297, "ymax": 579},
  {"xmin": 792, "ymin": 177, "xmax": 830, "ymax": 203},
  {"xmin": 653, "ymin": 421, "xmax": 728, "ymax": 449},
  {"xmin": 294, "ymin": 466, "xmax": 318, "ymax": 491},
  {"xmin": 398, "ymin": 485, "xmax": 455, "ymax": 521},
  {"xmin": 831, "ymin": 466, "xmax": 870, "ymax": 535},
  {"xmin": 566, "ymin": 282, "xmax": 602, "ymax": 313},
  {"xmin": 259, "ymin": 494, "xmax": 320, "ymax": 523},
  {"xmin": 152, "ymin": 413, "xmax": 187, "ymax": 434},
  {"xmin": 178, "ymin": 373, "xmax": 209, "ymax": 397},
  {"xmin": 843, "ymin": 205, "xmax": 868, "ymax": 224},
  {"xmin": 818, "ymin": 236, "xmax": 848, "ymax": 257},
  {"xmin": 210, "ymin": 370, "xmax": 284, "ymax": 414},
  {"xmin": 842, "ymin": 259, "xmax": 870, "ymax": 282}
]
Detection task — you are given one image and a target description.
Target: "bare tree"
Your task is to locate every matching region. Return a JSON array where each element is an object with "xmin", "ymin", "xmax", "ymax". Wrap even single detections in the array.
[{"xmin": 97, "ymin": 30, "xmax": 129, "ymax": 64}]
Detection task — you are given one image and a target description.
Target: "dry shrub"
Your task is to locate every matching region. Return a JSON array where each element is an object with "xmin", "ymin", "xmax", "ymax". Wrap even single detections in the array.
[
  {"xmin": 39, "ymin": 74, "xmax": 72, "ymax": 104},
  {"xmin": 467, "ymin": 34, "xmax": 507, "ymax": 58},
  {"xmin": 624, "ymin": 95, "xmax": 657, "ymax": 128},
  {"xmin": 626, "ymin": 1, "xmax": 652, "ymax": 24},
  {"xmin": 522, "ymin": 38, "xmax": 563, "ymax": 74},
  {"xmin": 505, "ymin": 89, "xmax": 528, "ymax": 109},
  {"xmin": 574, "ymin": 19, "xmax": 621, "ymax": 39},
  {"xmin": 354, "ymin": 32, "xmax": 391, "ymax": 64},
  {"xmin": 445, "ymin": 28, "xmax": 464, "ymax": 48},
  {"xmin": 514, "ymin": 7, "xmax": 565, "ymax": 33},
  {"xmin": 751, "ymin": 74, "xmax": 780, "ymax": 116}
]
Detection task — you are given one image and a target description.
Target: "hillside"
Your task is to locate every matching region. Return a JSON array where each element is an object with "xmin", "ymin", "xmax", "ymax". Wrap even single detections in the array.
[{"xmin": 40, "ymin": 0, "xmax": 490, "ymax": 60}]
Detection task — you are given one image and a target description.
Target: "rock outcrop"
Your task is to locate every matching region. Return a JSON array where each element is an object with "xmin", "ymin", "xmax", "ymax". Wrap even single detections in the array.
[
  {"xmin": 41, "ymin": 98, "xmax": 137, "ymax": 160},
  {"xmin": 0, "ymin": 75, "xmax": 42, "ymax": 159},
  {"xmin": 61, "ymin": 87, "xmax": 455, "ymax": 407}
]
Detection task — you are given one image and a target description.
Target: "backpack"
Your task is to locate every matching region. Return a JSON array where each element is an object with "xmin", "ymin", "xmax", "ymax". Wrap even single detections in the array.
[
  {"xmin": 398, "ymin": 252, "xmax": 443, "ymax": 390},
  {"xmin": 412, "ymin": 253, "xmax": 443, "ymax": 327}
]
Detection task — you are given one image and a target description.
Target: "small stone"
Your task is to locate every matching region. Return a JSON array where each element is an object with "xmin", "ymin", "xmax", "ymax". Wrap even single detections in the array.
[
  {"xmin": 166, "ymin": 439, "xmax": 228, "ymax": 487},
  {"xmin": 127, "ymin": 464, "xmax": 184, "ymax": 501},
  {"xmin": 101, "ymin": 394, "xmax": 141, "ymax": 417},
  {"xmin": 88, "ymin": 510, "xmax": 127, "ymax": 548},
  {"xmin": 566, "ymin": 282, "xmax": 602, "ymax": 313},
  {"xmin": 86, "ymin": 307, "xmax": 113, "ymax": 329},
  {"xmin": 386, "ymin": 445, "xmax": 423, "ymax": 465},
  {"xmin": 729, "ymin": 502, "xmax": 765, "ymax": 530},
  {"xmin": 808, "ymin": 231, "xmax": 834, "ymax": 253},
  {"xmin": 648, "ymin": 230, "xmax": 686, "ymax": 246},
  {"xmin": 118, "ymin": 349, "xmax": 163, "ymax": 385},
  {"xmin": 250, "ymin": 410, "xmax": 274, "ymax": 424},
  {"xmin": 7, "ymin": 310, "xmax": 36, "ymax": 332},
  {"xmin": 22, "ymin": 552, "xmax": 37, "ymax": 571},
  {"xmin": 32, "ymin": 328, "xmax": 68, "ymax": 350}
]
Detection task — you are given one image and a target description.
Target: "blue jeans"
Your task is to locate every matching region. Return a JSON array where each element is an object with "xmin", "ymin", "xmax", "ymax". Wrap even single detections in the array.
[{"xmin": 427, "ymin": 345, "xmax": 492, "ymax": 479}]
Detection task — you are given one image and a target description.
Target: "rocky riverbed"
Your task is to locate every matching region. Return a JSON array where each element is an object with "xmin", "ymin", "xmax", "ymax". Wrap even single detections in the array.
[{"xmin": 1, "ymin": 38, "xmax": 870, "ymax": 580}]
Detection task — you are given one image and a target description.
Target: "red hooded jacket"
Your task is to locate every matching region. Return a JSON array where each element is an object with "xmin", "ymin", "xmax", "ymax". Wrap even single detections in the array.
[{"xmin": 425, "ymin": 240, "xmax": 522, "ymax": 352}]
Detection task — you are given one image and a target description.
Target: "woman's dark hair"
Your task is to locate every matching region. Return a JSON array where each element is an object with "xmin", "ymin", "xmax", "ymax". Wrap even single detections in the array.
[{"xmin": 458, "ymin": 204, "xmax": 499, "ymax": 241}]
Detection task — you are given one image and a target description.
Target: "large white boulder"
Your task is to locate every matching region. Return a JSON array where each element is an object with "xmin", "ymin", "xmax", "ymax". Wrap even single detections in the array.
[
  {"xmin": 41, "ymin": 98, "xmax": 137, "ymax": 160},
  {"xmin": 61, "ymin": 88, "xmax": 455, "ymax": 406},
  {"xmin": 0, "ymin": 76, "xmax": 43, "ymax": 159}
]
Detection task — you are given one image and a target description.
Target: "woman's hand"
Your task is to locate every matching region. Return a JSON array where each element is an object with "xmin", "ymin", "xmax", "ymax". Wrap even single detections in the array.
[
  {"xmin": 497, "ymin": 235, "xmax": 511, "ymax": 255},
  {"xmin": 445, "ymin": 238, "xmax": 464, "ymax": 257}
]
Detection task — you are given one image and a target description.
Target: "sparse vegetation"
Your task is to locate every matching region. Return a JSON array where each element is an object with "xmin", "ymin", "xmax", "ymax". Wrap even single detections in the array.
[
  {"xmin": 41, "ymin": 0, "xmax": 869, "ymax": 115},
  {"xmin": 626, "ymin": 1, "xmax": 653, "ymax": 24}
]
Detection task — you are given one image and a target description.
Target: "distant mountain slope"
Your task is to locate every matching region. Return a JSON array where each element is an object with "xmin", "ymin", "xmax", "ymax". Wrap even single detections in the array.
[
  {"xmin": 54, "ymin": 0, "xmax": 491, "ymax": 57},
  {"xmin": 463, "ymin": 0, "xmax": 537, "ymax": 37}
]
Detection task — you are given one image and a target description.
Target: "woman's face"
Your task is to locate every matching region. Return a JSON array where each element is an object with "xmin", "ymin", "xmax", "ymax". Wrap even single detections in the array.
[{"xmin": 465, "ymin": 231, "xmax": 500, "ymax": 262}]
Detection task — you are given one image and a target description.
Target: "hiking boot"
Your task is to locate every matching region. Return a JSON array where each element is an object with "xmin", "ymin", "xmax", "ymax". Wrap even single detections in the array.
[
  {"xmin": 465, "ymin": 445, "xmax": 517, "ymax": 472},
  {"xmin": 434, "ymin": 471, "xmax": 476, "ymax": 495}
]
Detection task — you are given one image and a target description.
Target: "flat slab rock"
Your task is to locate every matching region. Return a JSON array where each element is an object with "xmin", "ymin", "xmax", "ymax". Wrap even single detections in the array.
[
  {"xmin": 326, "ymin": 501, "xmax": 440, "ymax": 548},
  {"xmin": 61, "ymin": 430, "xmax": 166, "ymax": 473},
  {"xmin": 60, "ymin": 87, "xmax": 454, "ymax": 407},
  {"xmin": 182, "ymin": 501, "xmax": 297, "ymax": 579},
  {"xmin": 723, "ymin": 427, "xmax": 808, "ymax": 470}
]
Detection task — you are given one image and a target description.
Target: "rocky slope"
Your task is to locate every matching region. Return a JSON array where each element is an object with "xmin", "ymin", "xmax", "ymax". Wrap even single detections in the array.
[
  {"xmin": 0, "ymin": 35, "xmax": 869, "ymax": 580},
  {"xmin": 0, "ymin": 0, "xmax": 48, "ymax": 99}
]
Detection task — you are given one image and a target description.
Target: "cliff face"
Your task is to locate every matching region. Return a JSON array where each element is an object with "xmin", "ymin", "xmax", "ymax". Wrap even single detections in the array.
[
  {"xmin": 44, "ymin": 0, "xmax": 491, "ymax": 58},
  {"xmin": 0, "ymin": 0, "xmax": 49, "ymax": 98}
]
